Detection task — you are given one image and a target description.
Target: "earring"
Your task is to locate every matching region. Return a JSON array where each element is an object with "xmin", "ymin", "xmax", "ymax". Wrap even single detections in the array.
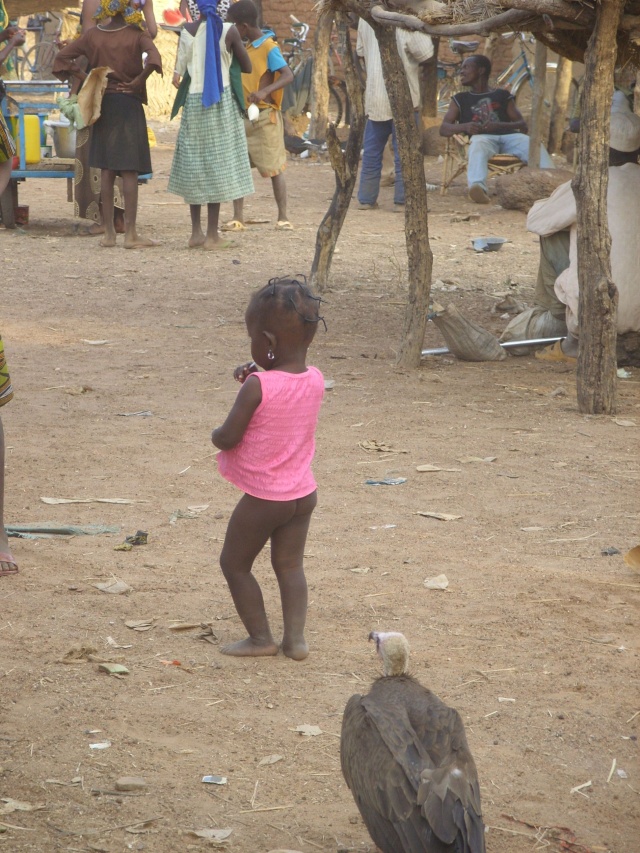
[{"xmin": 267, "ymin": 348, "xmax": 275, "ymax": 361}]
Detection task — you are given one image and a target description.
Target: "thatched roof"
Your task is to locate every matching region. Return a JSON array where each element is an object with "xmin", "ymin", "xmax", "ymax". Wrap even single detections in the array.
[
  {"xmin": 5, "ymin": 1, "xmax": 80, "ymax": 15},
  {"xmin": 337, "ymin": 0, "xmax": 640, "ymax": 66}
]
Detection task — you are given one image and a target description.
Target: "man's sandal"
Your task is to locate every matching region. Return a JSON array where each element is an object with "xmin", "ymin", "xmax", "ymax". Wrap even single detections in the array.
[
  {"xmin": 0, "ymin": 551, "xmax": 18, "ymax": 577},
  {"xmin": 221, "ymin": 220, "xmax": 246, "ymax": 232},
  {"xmin": 535, "ymin": 340, "xmax": 577, "ymax": 363},
  {"xmin": 276, "ymin": 220, "xmax": 294, "ymax": 231}
]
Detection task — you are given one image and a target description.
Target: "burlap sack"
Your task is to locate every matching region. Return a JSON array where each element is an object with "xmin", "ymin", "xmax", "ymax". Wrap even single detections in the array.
[
  {"xmin": 499, "ymin": 307, "xmax": 567, "ymax": 355},
  {"xmin": 431, "ymin": 303, "xmax": 506, "ymax": 361},
  {"xmin": 78, "ymin": 67, "xmax": 113, "ymax": 127}
]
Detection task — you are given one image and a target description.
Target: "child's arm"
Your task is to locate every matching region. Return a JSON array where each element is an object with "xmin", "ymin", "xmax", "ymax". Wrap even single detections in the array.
[
  {"xmin": 226, "ymin": 25, "xmax": 251, "ymax": 74},
  {"xmin": 248, "ymin": 64, "xmax": 293, "ymax": 105},
  {"xmin": 212, "ymin": 376, "xmax": 262, "ymax": 450}
]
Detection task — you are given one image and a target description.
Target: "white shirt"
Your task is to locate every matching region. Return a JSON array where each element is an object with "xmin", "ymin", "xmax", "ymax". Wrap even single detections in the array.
[
  {"xmin": 175, "ymin": 21, "xmax": 233, "ymax": 93},
  {"xmin": 356, "ymin": 20, "xmax": 433, "ymax": 122},
  {"xmin": 527, "ymin": 163, "xmax": 640, "ymax": 336}
]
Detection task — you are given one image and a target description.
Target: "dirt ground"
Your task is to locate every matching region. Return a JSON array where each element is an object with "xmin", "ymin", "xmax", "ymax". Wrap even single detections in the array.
[{"xmin": 1, "ymin": 122, "xmax": 639, "ymax": 853}]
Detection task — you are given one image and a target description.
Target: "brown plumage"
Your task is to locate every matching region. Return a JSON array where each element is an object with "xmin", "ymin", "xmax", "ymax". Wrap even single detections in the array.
[{"xmin": 340, "ymin": 632, "xmax": 486, "ymax": 853}]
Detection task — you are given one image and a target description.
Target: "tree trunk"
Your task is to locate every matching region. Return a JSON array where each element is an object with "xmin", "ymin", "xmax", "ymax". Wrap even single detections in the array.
[
  {"xmin": 308, "ymin": 9, "xmax": 333, "ymax": 141},
  {"xmin": 373, "ymin": 23, "xmax": 433, "ymax": 368},
  {"xmin": 420, "ymin": 37, "xmax": 439, "ymax": 120},
  {"xmin": 310, "ymin": 10, "xmax": 365, "ymax": 292},
  {"xmin": 528, "ymin": 40, "xmax": 547, "ymax": 168},
  {"xmin": 572, "ymin": 0, "xmax": 624, "ymax": 414},
  {"xmin": 548, "ymin": 55, "xmax": 572, "ymax": 154}
]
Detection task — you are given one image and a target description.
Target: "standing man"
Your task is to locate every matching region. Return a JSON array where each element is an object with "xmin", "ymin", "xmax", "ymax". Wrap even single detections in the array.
[
  {"xmin": 440, "ymin": 54, "xmax": 553, "ymax": 204},
  {"xmin": 356, "ymin": 19, "xmax": 433, "ymax": 211}
]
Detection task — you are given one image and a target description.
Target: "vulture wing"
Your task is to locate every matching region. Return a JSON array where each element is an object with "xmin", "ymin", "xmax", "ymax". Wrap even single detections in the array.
[
  {"xmin": 416, "ymin": 707, "xmax": 486, "ymax": 853},
  {"xmin": 341, "ymin": 693, "xmax": 453, "ymax": 853}
]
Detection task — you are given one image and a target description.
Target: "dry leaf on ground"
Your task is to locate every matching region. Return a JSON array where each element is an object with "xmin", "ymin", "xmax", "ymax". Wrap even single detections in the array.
[
  {"xmin": 258, "ymin": 754, "xmax": 284, "ymax": 767},
  {"xmin": 416, "ymin": 511, "xmax": 463, "ymax": 521},
  {"xmin": 94, "ymin": 579, "xmax": 131, "ymax": 594}
]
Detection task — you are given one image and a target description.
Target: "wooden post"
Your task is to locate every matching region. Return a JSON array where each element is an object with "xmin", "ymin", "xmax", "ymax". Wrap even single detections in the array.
[
  {"xmin": 310, "ymin": 10, "xmax": 365, "ymax": 292},
  {"xmin": 420, "ymin": 37, "xmax": 439, "ymax": 120},
  {"xmin": 528, "ymin": 39, "xmax": 547, "ymax": 168},
  {"xmin": 374, "ymin": 23, "xmax": 433, "ymax": 368},
  {"xmin": 308, "ymin": 8, "xmax": 333, "ymax": 141},
  {"xmin": 572, "ymin": 0, "xmax": 624, "ymax": 414},
  {"xmin": 548, "ymin": 56, "xmax": 573, "ymax": 154}
]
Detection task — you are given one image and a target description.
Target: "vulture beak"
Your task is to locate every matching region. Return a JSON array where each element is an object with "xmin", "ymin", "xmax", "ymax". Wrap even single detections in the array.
[{"xmin": 368, "ymin": 631, "xmax": 381, "ymax": 651}]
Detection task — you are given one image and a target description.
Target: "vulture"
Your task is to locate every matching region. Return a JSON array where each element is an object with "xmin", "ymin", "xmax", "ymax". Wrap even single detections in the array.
[{"xmin": 340, "ymin": 632, "xmax": 486, "ymax": 853}]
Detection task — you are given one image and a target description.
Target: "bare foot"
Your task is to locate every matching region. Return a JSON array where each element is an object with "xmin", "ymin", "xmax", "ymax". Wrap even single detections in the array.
[
  {"xmin": 80, "ymin": 222, "xmax": 105, "ymax": 237},
  {"xmin": 282, "ymin": 638, "xmax": 309, "ymax": 661},
  {"xmin": 188, "ymin": 232, "xmax": 206, "ymax": 248},
  {"xmin": 124, "ymin": 234, "xmax": 161, "ymax": 249},
  {"xmin": 220, "ymin": 638, "xmax": 279, "ymax": 657},
  {"xmin": 202, "ymin": 237, "xmax": 234, "ymax": 251},
  {"xmin": 100, "ymin": 234, "xmax": 117, "ymax": 248}
]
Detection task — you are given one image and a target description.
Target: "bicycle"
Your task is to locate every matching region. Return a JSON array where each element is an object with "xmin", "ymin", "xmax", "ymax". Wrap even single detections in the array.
[
  {"xmin": 14, "ymin": 12, "xmax": 63, "ymax": 81},
  {"xmin": 281, "ymin": 15, "xmax": 349, "ymax": 129}
]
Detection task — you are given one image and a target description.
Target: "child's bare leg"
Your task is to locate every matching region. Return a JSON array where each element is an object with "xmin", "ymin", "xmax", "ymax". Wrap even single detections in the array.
[
  {"xmin": 271, "ymin": 173, "xmax": 287, "ymax": 222},
  {"xmin": 122, "ymin": 171, "xmax": 159, "ymax": 249},
  {"xmin": 203, "ymin": 203, "xmax": 232, "ymax": 250},
  {"xmin": 219, "ymin": 494, "xmax": 297, "ymax": 657},
  {"xmin": 189, "ymin": 204, "xmax": 205, "ymax": 247},
  {"xmin": 99, "ymin": 169, "xmax": 117, "ymax": 247},
  {"xmin": 270, "ymin": 491, "xmax": 316, "ymax": 661},
  {"xmin": 232, "ymin": 197, "xmax": 244, "ymax": 225}
]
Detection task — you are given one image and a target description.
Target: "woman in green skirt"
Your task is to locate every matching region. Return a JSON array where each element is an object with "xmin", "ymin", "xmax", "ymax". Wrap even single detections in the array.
[{"xmin": 168, "ymin": 0, "xmax": 253, "ymax": 249}]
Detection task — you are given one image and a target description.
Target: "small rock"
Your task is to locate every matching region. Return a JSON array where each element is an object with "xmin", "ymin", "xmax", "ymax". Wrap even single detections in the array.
[
  {"xmin": 114, "ymin": 776, "xmax": 147, "ymax": 792},
  {"xmin": 550, "ymin": 387, "xmax": 567, "ymax": 398}
]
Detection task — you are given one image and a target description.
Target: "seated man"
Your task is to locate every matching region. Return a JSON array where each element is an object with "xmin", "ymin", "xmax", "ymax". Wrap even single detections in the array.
[
  {"xmin": 440, "ymin": 54, "xmax": 553, "ymax": 204},
  {"xmin": 502, "ymin": 91, "xmax": 640, "ymax": 362}
]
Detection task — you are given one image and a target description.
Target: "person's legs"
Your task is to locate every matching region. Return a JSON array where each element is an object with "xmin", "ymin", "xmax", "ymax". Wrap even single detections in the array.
[
  {"xmin": 99, "ymin": 169, "xmax": 117, "ymax": 247},
  {"xmin": 467, "ymin": 134, "xmax": 500, "ymax": 195},
  {"xmin": 232, "ymin": 197, "xmax": 244, "ymax": 225},
  {"xmin": 358, "ymin": 119, "xmax": 392, "ymax": 207},
  {"xmin": 499, "ymin": 132, "xmax": 530, "ymax": 161},
  {"xmin": 219, "ymin": 493, "xmax": 298, "ymax": 657},
  {"xmin": 122, "ymin": 171, "xmax": 159, "ymax": 249},
  {"xmin": 189, "ymin": 204, "xmax": 205, "ymax": 247},
  {"xmin": 270, "ymin": 490, "xmax": 317, "ymax": 661},
  {"xmin": 535, "ymin": 231, "xmax": 571, "ymax": 317},
  {"xmin": 271, "ymin": 173, "xmax": 287, "ymax": 223},
  {"xmin": 0, "ymin": 159, "xmax": 12, "ymax": 199},
  {"xmin": 0, "ymin": 415, "xmax": 17, "ymax": 576},
  {"xmin": 203, "ymin": 203, "xmax": 232, "ymax": 249}
]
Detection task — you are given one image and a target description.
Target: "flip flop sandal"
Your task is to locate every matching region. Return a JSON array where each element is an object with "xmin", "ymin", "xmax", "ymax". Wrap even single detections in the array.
[
  {"xmin": 535, "ymin": 340, "xmax": 576, "ymax": 363},
  {"xmin": 276, "ymin": 220, "xmax": 294, "ymax": 231},
  {"xmin": 0, "ymin": 551, "xmax": 18, "ymax": 576},
  {"xmin": 221, "ymin": 220, "xmax": 246, "ymax": 232}
]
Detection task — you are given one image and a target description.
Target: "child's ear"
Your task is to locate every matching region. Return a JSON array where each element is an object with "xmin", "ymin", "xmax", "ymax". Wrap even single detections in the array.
[{"xmin": 263, "ymin": 330, "xmax": 276, "ymax": 351}]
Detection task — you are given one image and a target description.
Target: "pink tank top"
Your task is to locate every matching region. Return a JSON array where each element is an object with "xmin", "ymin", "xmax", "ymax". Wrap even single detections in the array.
[{"xmin": 217, "ymin": 366, "xmax": 324, "ymax": 501}]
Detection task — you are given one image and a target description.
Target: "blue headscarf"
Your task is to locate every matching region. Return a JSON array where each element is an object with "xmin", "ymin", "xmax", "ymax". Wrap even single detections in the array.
[{"xmin": 197, "ymin": 0, "xmax": 224, "ymax": 107}]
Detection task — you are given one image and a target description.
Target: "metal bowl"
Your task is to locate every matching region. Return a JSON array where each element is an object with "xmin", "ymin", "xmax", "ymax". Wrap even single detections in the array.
[{"xmin": 471, "ymin": 237, "xmax": 508, "ymax": 253}]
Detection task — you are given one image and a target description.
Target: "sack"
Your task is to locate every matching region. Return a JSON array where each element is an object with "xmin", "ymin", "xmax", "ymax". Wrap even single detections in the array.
[
  {"xmin": 78, "ymin": 66, "xmax": 113, "ymax": 127},
  {"xmin": 431, "ymin": 302, "xmax": 506, "ymax": 361}
]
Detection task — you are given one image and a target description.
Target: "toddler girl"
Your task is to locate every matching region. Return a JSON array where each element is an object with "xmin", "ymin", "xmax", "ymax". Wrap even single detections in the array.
[{"xmin": 212, "ymin": 277, "xmax": 325, "ymax": 660}]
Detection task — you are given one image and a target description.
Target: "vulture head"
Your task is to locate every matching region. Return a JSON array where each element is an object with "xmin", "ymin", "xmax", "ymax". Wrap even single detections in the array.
[{"xmin": 369, "ymin": 631, "xmax": 410, "ymax": 676}]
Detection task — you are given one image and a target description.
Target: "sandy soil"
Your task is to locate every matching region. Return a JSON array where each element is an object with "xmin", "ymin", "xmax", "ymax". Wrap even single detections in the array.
[{"xmin": 1, "ymin": 123, "xmax": 639, "ymax": 853}]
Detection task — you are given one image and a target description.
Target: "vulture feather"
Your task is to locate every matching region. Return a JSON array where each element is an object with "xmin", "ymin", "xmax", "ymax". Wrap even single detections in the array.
[{"xmin": 340, "ymin": 632, "xmax": 486, "ymax": 853}]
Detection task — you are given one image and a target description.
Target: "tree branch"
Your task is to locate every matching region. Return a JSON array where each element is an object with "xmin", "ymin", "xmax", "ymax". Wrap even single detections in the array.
[{"xmin": 369, "ymin": 5, "xmax": 535, "ymax": 36}]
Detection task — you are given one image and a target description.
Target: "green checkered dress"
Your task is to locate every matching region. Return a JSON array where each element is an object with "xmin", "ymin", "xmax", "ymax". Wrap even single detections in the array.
[{"xmin": 168, "ymin": 89, "xmax": 254, "ymax": 205}]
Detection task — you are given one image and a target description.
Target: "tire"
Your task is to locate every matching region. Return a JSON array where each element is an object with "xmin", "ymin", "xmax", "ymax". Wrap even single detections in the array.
[
  {"xmin": 328, "ymin": 84, "xmax": 343, "ymax": 128},
  {"xmin": 16, "ymin": 41, "xmax": 58, "ymax": 81}
]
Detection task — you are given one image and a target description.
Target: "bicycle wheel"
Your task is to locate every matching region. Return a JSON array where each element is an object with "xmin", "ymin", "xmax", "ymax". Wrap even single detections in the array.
[
  {"xmin": 437, "ymin": 78, "xmax": 456, "ymax": 113},
  {"xmin": 328, "ymin": 83, "xmax": 343, "ymax": 128},
  {"xmin": 15, "ymin": 45, "xmax": 36, "ymax": 80},
  {"xmin": 32, "ymin": 41, "xmax": 58, "ymax": 80}
]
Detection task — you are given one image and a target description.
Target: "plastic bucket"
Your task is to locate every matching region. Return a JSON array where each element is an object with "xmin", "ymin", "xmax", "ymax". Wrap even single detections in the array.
[{"xmin": 44, "ymin": 120, "xmax": 77, "ymax": 158}]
